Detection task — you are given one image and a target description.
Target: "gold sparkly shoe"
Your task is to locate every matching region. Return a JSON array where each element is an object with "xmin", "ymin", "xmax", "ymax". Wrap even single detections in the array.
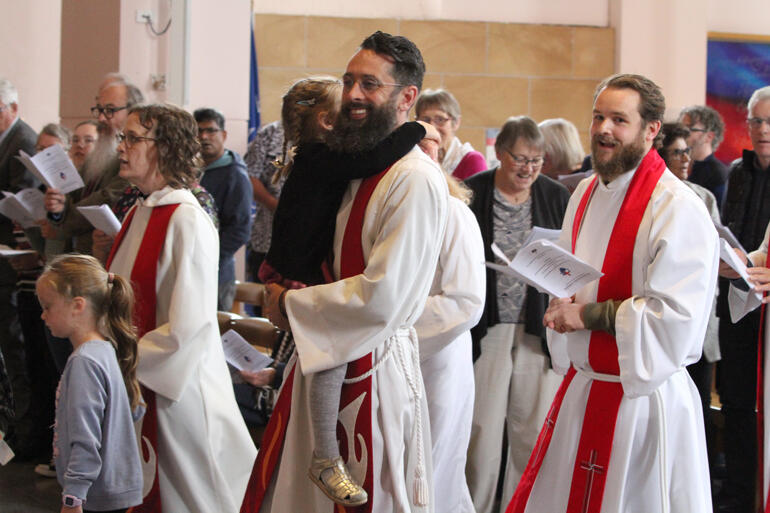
[{"xmin": 308, "ymin": 454, "xmax": 368, "ymax": 506}]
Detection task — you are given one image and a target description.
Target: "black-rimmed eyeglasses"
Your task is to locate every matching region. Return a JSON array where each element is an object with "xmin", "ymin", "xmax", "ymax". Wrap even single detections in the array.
[{"xmin": 91, "ymin": 105, "xmax": 128, "ymax": 119}]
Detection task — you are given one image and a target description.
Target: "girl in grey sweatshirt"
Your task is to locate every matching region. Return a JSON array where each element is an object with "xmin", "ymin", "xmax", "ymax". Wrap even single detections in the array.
[{"xmin": 37, "ymin": 254, "xmax": 143, "ymax": 513}]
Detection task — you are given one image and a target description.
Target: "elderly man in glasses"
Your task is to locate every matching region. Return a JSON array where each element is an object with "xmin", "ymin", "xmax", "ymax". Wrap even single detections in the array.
[
  {"xmin": 41, "ymin": 73, "xmax": 143, "ymax": 254},
  {"xmin": 714, "ymin": 85, "xmax": 770, "ymax": 513}
]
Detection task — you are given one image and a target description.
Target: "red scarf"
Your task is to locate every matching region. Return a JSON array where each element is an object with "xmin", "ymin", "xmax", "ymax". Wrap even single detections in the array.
[
  {"xmin": 507, "ymin": 148, "xmax": 665, "ymax": 513},
  {"xmin": 108, "ymin": 203, "xmax": 180, "ymax": 513},
  {"xmin": 241, "ymin": 169, "xmax": 389, "ymax": 513}
]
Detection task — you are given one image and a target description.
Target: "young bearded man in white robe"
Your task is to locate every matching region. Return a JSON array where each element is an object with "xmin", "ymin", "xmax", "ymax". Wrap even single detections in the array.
[
  {"xmin": 254, "ymin": 32, "xmax": 449, "ymax": 513},
  {"xmin": 506, "ymin": 74, "xmax": 718, "ymax": 513}
]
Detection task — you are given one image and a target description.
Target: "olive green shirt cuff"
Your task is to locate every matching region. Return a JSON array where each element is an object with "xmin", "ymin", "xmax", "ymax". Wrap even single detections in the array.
[{"xmin": 581, "ymin": 299, "xmax": 623, "ymax": 337}]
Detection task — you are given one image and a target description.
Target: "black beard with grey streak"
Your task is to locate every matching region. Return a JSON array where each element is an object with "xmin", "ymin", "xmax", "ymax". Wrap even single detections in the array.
[
  {"xmin": 326, "ymin": 98, "xmax": 398, "ymax": 153},
  {"xmin": 590, "ymin": 132, "xmax": 646, "ymax": 182}
]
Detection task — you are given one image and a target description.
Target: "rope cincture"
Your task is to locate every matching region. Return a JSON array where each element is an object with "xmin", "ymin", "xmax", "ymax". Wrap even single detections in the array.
[
  {"xmin": 395, "ymin": 327, "xmax": 429, "ymax": 507},
  {"xmin": 342, "ymin": 339, "xmax": 394, "ymax": 385}
]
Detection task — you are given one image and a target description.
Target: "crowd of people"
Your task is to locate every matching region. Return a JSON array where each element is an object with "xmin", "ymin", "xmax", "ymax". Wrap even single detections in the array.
[{"xmin": 0, "ymin": 28, "xmax": 768, "ymax": 513}]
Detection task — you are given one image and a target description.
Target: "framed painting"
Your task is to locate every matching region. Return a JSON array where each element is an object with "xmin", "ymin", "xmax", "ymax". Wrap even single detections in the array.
[{"xmin": 707, "ymin": 32, "xmax": 770, "ymax": 164}]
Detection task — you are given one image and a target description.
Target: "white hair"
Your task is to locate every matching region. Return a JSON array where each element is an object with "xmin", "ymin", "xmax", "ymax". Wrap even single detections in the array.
[
  {"xmin": 0, "ymin": 78, "xmax": 18, "ymax": 106},
  {"xmin": 748, "ymin": 86, "xmax": 770, "ymax": 117}
]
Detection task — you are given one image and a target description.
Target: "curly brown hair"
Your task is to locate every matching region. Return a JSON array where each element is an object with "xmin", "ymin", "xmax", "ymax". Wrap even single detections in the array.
[{"xmin": 128, "ymin": 103, "xmax": 202, "ymax": 189}]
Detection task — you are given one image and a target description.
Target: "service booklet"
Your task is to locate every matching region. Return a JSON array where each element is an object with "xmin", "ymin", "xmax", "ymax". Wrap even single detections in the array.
[
  {"xmin": 487, "ymin": 240, "xmax": 603, "ymax": 298},
  {"xmin": 715, "ymin": 223, "xmax": 745, "ymax": 254},
  {"xmin": 77, "ymin": 204, "xmax": 121, "ymax": 237},
  {"xmin": 17, "ymin": 145, "xmax": 84, "ymax": 193},
  {"xmin": 719, "ymin": 238, "xmax": 759, "ymax": 293},
  {"xmin": 0, "ymin": 188, "xmax": 45, "ymax": 228},
  {"xmin": 221, "ymin": 329, "xmax": 273, "ymax": 373},
  {"xmin": 522, "ymin": 226, "xmax": 561, "ymax": 247}
]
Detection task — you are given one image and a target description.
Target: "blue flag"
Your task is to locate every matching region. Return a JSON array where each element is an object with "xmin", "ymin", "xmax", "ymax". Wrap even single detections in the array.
[{"xmin": 248, "ymin": 22, "xmax": 260, "ymax": 142}]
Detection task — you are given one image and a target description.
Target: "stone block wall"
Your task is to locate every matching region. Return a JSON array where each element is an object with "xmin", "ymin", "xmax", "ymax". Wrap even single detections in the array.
[{"xmin": 254, "ymin": 14, "xmax": 614, "ymax": 154}]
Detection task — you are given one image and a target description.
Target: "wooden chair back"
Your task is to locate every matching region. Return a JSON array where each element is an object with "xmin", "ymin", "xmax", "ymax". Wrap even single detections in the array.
[{"xmin": 231, "ymin": 281, "xmax": 265, "ymax": 315}]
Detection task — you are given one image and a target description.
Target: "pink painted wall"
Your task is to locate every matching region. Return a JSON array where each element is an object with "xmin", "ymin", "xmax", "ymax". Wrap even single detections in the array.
[
  {"xmin": 118, "ymin": 0, "xmax": 167, "ymax": 105},
  {"xmin": 186, "ymin": 0, "xmax": 251, "ymax": 155},
  {"xmin": 708, "ymin": 0, "xmax": 770, "ymax": 35},
  {"xmin": 252, "ymin": 0, "xmax": 610, "ymax": 26},
  {"xmin": 610, "ymin": 0, "xmax": 708, "ymax": 119},
  {"xmin": 58, "ymin": 0, "xmax": 250, "ymax": 154},
  {"xmin": 1, "ymin": 0, "xmax": 62, "ymax": 133}
]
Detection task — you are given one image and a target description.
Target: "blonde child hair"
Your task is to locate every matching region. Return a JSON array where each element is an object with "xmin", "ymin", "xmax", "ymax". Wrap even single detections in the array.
[
  {"xmin": 274, "ymin": 76, "xmax": 342, "ymax": 181},
  {"xmin": 40, "ymin": 254, "xmax": 141, "ymax": 409}
]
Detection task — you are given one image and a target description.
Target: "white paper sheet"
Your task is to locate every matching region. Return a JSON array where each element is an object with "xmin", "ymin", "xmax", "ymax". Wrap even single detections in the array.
[
  {"xmin": 0, "ymin": 245, "xmax": 37, "ymax": 257},
  {"xmin": 489, "ymin": 240, "xmax": 603, "ymax": 298},
  {"xmin": 0, "ymin": 188, "xmax": 45, "ymax": 228},
  {"xmin": 719, "ymin": 237, "xmax": 760, "ymax": 296},
  {"xmin": 0, "ymin": 431, "xmax": 13, "ymax": 465},
  {"xmin": 522, "ymin": 226, "xmax": 561, "ymax": 247},
  {"xmin": 715, "ymin": 224, "xmax": 746, "ymax": 254},
  {"xmin": 76, "ymin": 204, "xmax": 122, "ymax": 237},
  {"xmin": 221, "ymin": 329, "xmax": 273, "ymax": 373},
  {"xmin": 17, "ymin": 145, "xmax": 84, "ymax": 194}
]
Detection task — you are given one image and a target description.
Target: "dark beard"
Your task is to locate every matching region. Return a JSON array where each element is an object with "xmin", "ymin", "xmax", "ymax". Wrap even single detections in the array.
[
  {"xmin": 591, "ymin": 131, "xmax": 646, "ymax": 182},
  {"xmin": 326, "ymin": 96, "xmax": 398, "ymax": 153}
]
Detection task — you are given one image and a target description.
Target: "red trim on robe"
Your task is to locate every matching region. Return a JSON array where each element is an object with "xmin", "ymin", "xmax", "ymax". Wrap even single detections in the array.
[
  {"xmin": 109, "ymin": 203, "xmax": 181, "ymax": 513},
  {"xmin": 241, "ymin": 168, "xmax": 390, "ymax": 513},
  {"xmin": 506, "ymin": 148, "xmax": 666, "ymax": 513}
]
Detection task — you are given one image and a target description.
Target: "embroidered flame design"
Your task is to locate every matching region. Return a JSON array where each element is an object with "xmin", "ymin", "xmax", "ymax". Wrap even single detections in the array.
[
  {"xmin": 261, "ymin": 411, "xmax": 283, "ymax": 490},
  {"xmin": 338, "ymin": 391, "xmax": 368, "ymax": 485},
  {"xmin": 140, "ymin": 434, "xmax": 157, "ymax": 497}
]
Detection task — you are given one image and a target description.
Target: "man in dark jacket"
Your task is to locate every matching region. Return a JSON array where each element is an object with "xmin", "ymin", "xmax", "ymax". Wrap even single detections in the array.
[
  {"xmin": 678, "ymin": 105, "xmax": 729, "ymax": 209},
  {"xmin": 194, "ymin": 108, "xmax": 252, "ymax": 311},
  {"xmin": 0, "ymin": 77, "xmax": 41, "ymax": 459},
  {"xmin": 716, "ymin": 85, "xmax": 770, "ymax": 513}
]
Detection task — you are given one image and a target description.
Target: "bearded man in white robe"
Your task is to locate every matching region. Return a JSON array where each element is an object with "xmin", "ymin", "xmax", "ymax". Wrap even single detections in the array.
[
  {"xmin": 506, "ymin": 74, "xmax": 718, "ymax": 513},
  {"xmin": 248, "ymin": 32, "xmax": 448, "ymax": 513}
]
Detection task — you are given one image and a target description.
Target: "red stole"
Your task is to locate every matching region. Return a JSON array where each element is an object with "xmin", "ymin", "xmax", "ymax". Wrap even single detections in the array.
[
  {"xmin": 507, "ymin": 148, "xmax": 665, "ymax": 513},
  {"xmin": 108, "ymin": 203, "xmax": 180, "ymax": 513},
  {"xmin": 240, "ymin": 169, "xmax": 390, "ymax": 513}
]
